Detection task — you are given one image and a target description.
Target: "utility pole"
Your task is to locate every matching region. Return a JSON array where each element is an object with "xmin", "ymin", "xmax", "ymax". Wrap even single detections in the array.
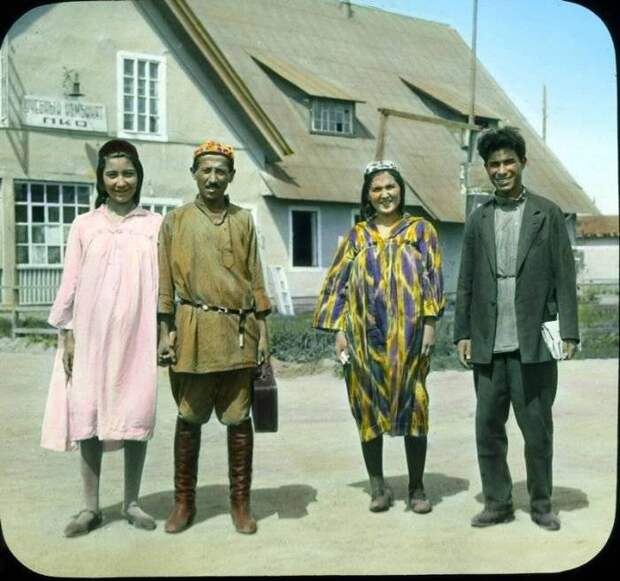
[
  {"xmin": 542, "ymin": 83, "xmax": 547, "ymax": 143},
  {"xmin": 467, "ymin": 0, "xmax": 479, "ymax": 163},
  {"xmin": 464, "ymin": 0, "xmax": 480, "ymax": 218}
]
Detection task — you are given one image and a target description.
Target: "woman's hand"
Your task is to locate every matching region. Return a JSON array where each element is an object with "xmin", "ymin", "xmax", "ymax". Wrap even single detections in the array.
[
  {"xmin": 158, "ymin": 331, "xmax": 177, "ymax": 366},
  {"xmin": 335, "ymin": 331, "xmax": 349, "ymax": 363},
  {"xmin": 62, "ymin": 330, "xmax": 75, "ymax": 378},
  {"xmin": 421, "ymin": 318, "xmax": 436, "ymax": 358}
]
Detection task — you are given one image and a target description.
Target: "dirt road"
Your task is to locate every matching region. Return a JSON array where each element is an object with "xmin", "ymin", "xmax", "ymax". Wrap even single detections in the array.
[{"xmin": 0, "ymin": 350, "xmax": 616, "ymax": 576}]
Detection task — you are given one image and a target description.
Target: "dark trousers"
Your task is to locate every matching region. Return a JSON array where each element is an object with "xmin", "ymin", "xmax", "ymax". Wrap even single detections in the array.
[{"xmin": 473, "ymin": 351, "xmax": 557, "ymax": 515}]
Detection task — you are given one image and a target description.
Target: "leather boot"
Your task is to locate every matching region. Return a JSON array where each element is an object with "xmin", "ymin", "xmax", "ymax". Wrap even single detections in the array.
[
  {"xmin": 227, "ymin": 418, "xmax": 257, "ymax": 534},
  {"xmin": 165, "ymin": 417, "xmax": 201, "ymax": 534}
]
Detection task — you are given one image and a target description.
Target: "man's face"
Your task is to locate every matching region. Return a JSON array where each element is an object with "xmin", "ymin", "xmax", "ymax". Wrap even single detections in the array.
[
  {"xmin": 484, "ymin": 148, "xmax": 526, "ymax": 198},
  {"xmin": 192, "ymin": 154, "xmax": 235, "ymax": 206}
]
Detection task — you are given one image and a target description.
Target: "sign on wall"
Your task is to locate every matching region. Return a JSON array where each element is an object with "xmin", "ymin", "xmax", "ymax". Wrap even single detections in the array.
[{"xmin": 22, "ymin": 95, "xmax": 108, "ymax": 132}]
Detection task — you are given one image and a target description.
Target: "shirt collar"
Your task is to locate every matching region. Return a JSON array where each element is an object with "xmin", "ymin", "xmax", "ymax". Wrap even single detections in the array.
[
  {"xmin": 494, "ymin": 186, "xmax": 527, "ymax": 207},
  {"xmin": 194, "ymin": 194, "xmax": 229, "ymax": 224},
  {"xmin": 98, "ymin": 204, "xmax": 148, "ymax": 219}
]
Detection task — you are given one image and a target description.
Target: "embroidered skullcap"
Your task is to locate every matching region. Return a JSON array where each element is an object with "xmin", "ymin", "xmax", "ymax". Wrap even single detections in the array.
[
  {"xmin": 193, "ymin": 140, "xmax": 235, "ymax": 161},
  {"xmin": 98, "ymin": 139, "xmax": 140, "ymax": 160},
  {"xmin": 364, "ymin": 159, "xmax": 398, "ymax": 176}
]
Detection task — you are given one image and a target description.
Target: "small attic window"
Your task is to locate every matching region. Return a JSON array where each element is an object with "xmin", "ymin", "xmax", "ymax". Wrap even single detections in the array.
[{"xmin": 311, "ymin": 99, "xmax": 354, "ymax": 136}]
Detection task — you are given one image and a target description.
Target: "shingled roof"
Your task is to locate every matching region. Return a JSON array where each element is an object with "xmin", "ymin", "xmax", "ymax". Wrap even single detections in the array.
[
  {"xmin": 577, "ymin": 215, "xmax": 619, "ymax": 238},
  {"xmin": 181, "ymin": 0, "xmax": 597, "ymax": 222}
]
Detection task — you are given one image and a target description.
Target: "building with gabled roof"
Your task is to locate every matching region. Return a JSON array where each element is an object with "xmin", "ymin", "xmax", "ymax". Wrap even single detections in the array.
[
  {"xmin": 1, "ymin": 0, "xmax": 598, "ymax": 314},
  {"xmin": 574, "ymin": 215, "xmax": 619, "ymax": 286}
]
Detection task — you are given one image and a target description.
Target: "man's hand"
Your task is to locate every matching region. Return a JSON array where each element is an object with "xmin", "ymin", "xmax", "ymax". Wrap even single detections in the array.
[
  {"xmin": 335, "ymin": 331, "xmax": 349, "ymax": 363},
  {"xmin": 563, "ymin": 340, "xmax": 578, "ymax": 361},
  {"xmin": 158, "ymin": 331, "xmax": 177, "ymax": 366},
  {"xmin": 421, "ymin": 319, "xmax": 436, "ymax": 358},
  {"xmin": 457, "ymin": 339, "xmax": 473, "ymax": 369},
  {"xmin": 256, "ymin": 316, "xmax": 270, "ymax": 366},
  {"xmin": 62, "ymin": 330, "xmax": 75, "ymax": 378},
  {"xmin": 257, "ymin": 333, "xmax": 269, "ymax": 366}
]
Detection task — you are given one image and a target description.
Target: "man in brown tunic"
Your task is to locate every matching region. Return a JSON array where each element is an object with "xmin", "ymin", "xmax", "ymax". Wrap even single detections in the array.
[{"xmin": 157, "ymin": 140, "xmax": 271, "ymax": 535}]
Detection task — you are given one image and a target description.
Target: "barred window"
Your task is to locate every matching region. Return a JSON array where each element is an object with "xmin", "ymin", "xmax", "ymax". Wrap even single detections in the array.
[
  {"xmin": 118, "ymin": 52, "xmax": 166, "ymax": 140},
  {"xmin": 14, "ymin": 181, "xmax": 92, "ymax": 266},
  {"xmin": 141, "ymin": 197, "xmax": 181, "ymax": 216},
  {"xmin": 311, "ymin": 99, "xmax": 354, "ymax": 135}
]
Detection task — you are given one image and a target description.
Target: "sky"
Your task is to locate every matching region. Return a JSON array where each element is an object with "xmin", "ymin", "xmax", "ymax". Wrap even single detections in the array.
[{"xmin": 354, "ymin": 0, "xmax": 618, "ymax": 215}]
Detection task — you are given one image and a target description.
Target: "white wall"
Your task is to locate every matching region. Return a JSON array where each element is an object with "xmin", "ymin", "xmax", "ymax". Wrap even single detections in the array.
[
  {"xmin": 1, "ymin": 1, "xmax": 268, "ymax": 200},
  {"xmin": 575, "ymin": 243, "xmax": 620, "ymax": 284}
]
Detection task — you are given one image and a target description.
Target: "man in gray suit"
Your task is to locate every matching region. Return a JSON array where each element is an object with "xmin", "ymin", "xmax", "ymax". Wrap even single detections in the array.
[{"xmin": 454, "ymin": 126, "xmax": 579, "ymax": 531}]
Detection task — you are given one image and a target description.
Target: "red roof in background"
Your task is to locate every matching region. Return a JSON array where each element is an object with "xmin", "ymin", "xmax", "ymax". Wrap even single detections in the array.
[{"xmin": 577, "ymin": 215, "xmax": 619, "ymax": 238}]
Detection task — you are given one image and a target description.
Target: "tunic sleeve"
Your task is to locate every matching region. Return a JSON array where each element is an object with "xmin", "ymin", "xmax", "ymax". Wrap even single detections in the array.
[
  {"xmin": 47, "ymin": 217, "xmax": 83, "ymax": 330},
  {"xmin": 246, "ymin": 213, "xmax": 271, "ymax": 314},
  {"xmin": 157, "ymin": 211, "xmax": 176, "ymax": 315},
  {"xmin": 312, "ymin": 228, "xmax": 358, "ymax": 332},
  {"xmin": 419, "ymin": 221, "xmax": 445, "ymax": 319}
]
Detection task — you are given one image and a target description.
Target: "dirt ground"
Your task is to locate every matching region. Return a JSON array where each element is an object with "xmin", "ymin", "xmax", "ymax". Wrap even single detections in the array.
[{"xmin": 0, "ymin": 349, "xmax": 617, "ymax": 576}]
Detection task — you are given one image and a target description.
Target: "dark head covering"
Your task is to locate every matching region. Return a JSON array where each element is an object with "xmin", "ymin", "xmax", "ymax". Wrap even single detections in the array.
[{"xmin": 95, "ymin": 139, "xmax": 144, "ymax": 208}]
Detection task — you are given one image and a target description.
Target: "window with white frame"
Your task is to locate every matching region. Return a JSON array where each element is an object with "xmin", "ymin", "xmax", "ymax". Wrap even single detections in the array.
[
  {"xmin": 141, "ymin": 197, "xmax": 181, "ymax": 216},
  {"xmin": 0, "ymin": 44, "xmax": 7, "ymax": 126},
  {"xmin": 117, "ymin": 52, "xmax": 166, "ymax": 140},
  {"xmin": 14, "ymin": 181, "xmax": 92, "ymax": 266},
  {"xmin": 311, "ymin": 99, "xmax": 354, "ymax": 135},
  {"xmin": 290, "ymin": 208, "xmax": 320, "ymax": 267}
]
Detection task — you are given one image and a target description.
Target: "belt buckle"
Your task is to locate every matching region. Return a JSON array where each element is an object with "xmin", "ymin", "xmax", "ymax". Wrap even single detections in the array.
[{"xmin": 201, "ymin": 304, "xmax": 209, "ymax": 311}]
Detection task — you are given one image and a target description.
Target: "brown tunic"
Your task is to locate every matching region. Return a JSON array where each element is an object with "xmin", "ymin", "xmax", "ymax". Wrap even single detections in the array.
[{"xmin": 158, "ymin": 195, "xmax": 271, "ymax": 373}]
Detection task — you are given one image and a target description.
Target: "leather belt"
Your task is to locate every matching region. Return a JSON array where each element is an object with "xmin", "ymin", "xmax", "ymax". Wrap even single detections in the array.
[{"xmin": 178, "ymin": 299, "xmax": 254, "ymax": 347}]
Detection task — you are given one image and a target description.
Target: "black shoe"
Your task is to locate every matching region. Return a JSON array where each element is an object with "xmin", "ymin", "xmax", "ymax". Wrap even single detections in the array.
[
  {"xmin": 471, "ymin": 507, "xmax": 515, "ymax": 528},
  {"xmin": 531, "ymin": 511, "xmax": 561, "ymax": 531}
]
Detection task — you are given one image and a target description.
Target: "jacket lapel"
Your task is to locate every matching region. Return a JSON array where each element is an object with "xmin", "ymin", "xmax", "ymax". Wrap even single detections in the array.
[
  {"xmin": 516, "ymin": 197, "xmax": 544, "ymax": 275},
  {"xmin": 480, "ymin": 202, "xmax": 496, "ymax": 276}
]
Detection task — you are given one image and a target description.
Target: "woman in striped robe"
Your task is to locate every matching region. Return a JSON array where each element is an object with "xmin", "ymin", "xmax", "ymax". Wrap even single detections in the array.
[{"xmin": 313, "ymin": 160, "xmax": 445, "ymax": 514}]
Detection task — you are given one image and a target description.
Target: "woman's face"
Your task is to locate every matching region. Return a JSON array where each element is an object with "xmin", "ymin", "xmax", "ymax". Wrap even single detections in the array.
[
  {"xmin": 102, "ymin": 156, "xmax": 138, "ymax": 206},
  {"xmin": 368, "ymin": 171, "xmax": 401, "ymax": 219}
]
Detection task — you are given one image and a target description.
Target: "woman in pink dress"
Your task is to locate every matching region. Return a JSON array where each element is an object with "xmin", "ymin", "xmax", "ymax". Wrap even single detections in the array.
[{"xmin": 41, "ymin": 140, "xmax": 163, "ymax": 536}]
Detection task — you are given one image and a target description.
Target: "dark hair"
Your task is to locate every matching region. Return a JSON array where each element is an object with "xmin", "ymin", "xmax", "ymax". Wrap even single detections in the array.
[
  {"xmin": 95, "ymin": 139, "xmax": 143, "ymax": 208},
  {"xmin": 191, "ymin": 152, "xmax": 235, "ymax": 173},
  {"xmin": 476, "ymin": 126, "xmax": 526, "ymax": 164},
  {"xmin": 360, "ymin": 168, "xmax": 406, "ymax": 220}
]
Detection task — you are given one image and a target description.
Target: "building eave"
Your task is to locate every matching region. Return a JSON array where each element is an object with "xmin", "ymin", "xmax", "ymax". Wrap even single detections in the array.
[{"xmin": 164, "ymin": 0, "xmax": 294, "ymax": 160}]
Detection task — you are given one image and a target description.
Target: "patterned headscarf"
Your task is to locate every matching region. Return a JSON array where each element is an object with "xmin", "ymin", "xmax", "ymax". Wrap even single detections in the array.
[
  {"xmin": 364, "ymin": 159, "xmax": 398, "ymax": 176},
  {"xmin": 193, "ymin": 140, "xmax": 235, "ymax": 161}
]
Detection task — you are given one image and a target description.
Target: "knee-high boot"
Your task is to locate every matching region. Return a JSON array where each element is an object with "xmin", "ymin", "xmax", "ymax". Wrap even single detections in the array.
[
  {"xmin": 227, "ymin": 418, "xmax": 257, "ymax": 534},
  {"xmin": 165, "ymin": 416, "xmax": 201, "ymax": 533}
]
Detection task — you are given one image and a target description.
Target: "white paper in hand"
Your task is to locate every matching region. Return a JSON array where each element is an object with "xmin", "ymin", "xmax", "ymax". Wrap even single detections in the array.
[{"xmin": 541, "ymin": 319, "xmax": 565, "ymax": 360}]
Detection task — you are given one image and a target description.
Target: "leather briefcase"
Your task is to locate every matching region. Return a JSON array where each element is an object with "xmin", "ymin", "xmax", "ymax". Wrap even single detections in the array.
[{"xmin": 252, "ymin": 362, "xmax": 278, "ymax": 432}]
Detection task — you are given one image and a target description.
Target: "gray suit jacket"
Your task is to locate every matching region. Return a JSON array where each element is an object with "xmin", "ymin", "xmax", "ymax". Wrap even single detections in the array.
[{"xmin": 454, "ymin": 191, "xmax": 579, "ymax": 364}]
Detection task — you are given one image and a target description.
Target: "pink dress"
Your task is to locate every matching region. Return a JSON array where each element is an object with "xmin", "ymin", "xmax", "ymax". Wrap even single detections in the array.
[{"xmin": 41, "ymin": 205, "xmax": 163, "ymax": 451}]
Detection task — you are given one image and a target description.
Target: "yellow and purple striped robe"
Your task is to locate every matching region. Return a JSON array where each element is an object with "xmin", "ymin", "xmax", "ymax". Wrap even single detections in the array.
[{"xmin": 313, "ymin": 214, "xmax": 445, "ymax": 442}]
